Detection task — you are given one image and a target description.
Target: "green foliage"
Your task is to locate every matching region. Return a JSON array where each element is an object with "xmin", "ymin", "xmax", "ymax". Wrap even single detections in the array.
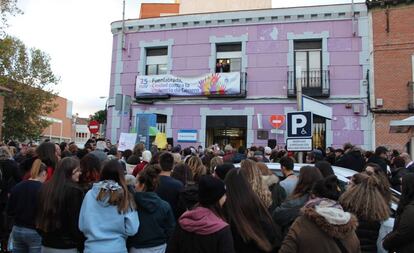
[
  {"xmin": 0, "ymin": 36, "xmax": 59, "ymax": 141},
  {"xmin": 90, "ymin": 110, "xmax": 107, "ymax": 124},
  {"xmin": 0, "ymin": 0, "xmax": 22, "ymax": 35}
]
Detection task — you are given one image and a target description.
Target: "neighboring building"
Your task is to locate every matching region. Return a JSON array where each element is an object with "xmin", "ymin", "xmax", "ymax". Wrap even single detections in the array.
[
  {"xmin": 367, "ymin": 0, "xmax": 414, "ymax": 152},
  {"xmin": 108, "ymin": 3, "xmax": 372, "ymax": 150},
  {"xmin": 179, "ymin": 0, "xmax": 272, "ymax": 14},
  {"xmin": 74, "ymin": 117, "xmax": 91, "ymax": 147},
  {"xmin": 140, "ymin": 2, "xmax": 180, "ymax": 19},
  {"xmin": 40, "ymin": 96, "xmax": 73, "ymax": 143}
]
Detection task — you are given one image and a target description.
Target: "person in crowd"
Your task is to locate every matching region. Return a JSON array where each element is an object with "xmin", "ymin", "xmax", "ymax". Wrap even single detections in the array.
[
  {"xmin": 305, "ymin": 150, "xmax": 323, "ymax": 164},
  {"xmin": 14, "ymin": 143, "xmax": 29, "ymax": 164},
  {"xmin": 209, "ymin": 156, "xmax": 223, "ymax": 175},
  {"xmin": 213, "ymin": 163, "xmax": 235, "ymax": 181},
  {"xmin": 186, "ymin": 156, "xmax": 207, "ymax": 183},
  {"xmin": 54, "ymin": 143, "xmax": 62, "ymax": 160},
  {"xmin": 89, "ymin": 140, "xmax": 108, "ymax": 163},
  {"xmin": 79, "ymin": 153, "xmax": 101, "ymax": 192},
  {"xmin": 6, "ymin": 159, "xmax": 47, "ymax": 253},
  {"xmin": 171, "ymin": 162, "xmax": 193, "ymax": 186},
  {"xmin": 36, "ymin": 157, "xmax": 84, "ymax": 252},
  {"xmin": 273, "ymin": 166, "xmax": 323, "ymax": 236},
  {"xmin": 264, "ymin": 147, "xmax": 272, "ymax": 162},
  {"xmin": 257, "ymin": 162, "xmax": 286, "ymax": 210},
  {"xmin": 335, "ymin": 144, "xmax": 365, "ymax": 172},
  {"xmin": 279, "ymin": 156, "xmax": 297, "ymax": 197},
  {"xmin": 383, "ymin": 173, "xmax": 414, "ymax": 252},
  {"xmin": 156, "ymin": 152, "xmax": 184, "ymax": 218},
  {"xmin": 314, "ymin": 160, "xmax": 334, "ymax": 177},
  {"xmin": 253, "ymin": 151, "xmax": 268, "ymax": 163},
  {"xmin": 128, "ymin": 165, "xmax": 176, "ymax": 253},
  {"xmin": 225, "ymin": 169, "xmax": 282, "ymax": 252},
  {"xmin": 36, "ymin": 141, "xmax": 59, "ymax": 181},
  {"xmin": 240, "ymin": 159, "xmax": 272, "ymax": 209},
  {"xmin": 68, "ymin": 143, "xmax": 78, "ymax": 157},
  {"xmin": 335, "ymin": 148, "xmax": 345, "ymax": 160},
  {"xmin": 325, "ymin": 147, "xmax": 336, "ymax": 164},
  {"xmin": 172, "ymin": 152, "xmax": 182, "ymax": 165},
  {"xmin": 132, "ymin": 150, "xmax": 152, "ymax": 177},
  {"xmin": 390, "ymin": 156, "xmax": 408, "ymax": 192},
  {"xmin": 79, "ymin": 160, "xmax": 139, "ymax": 253},
  {"xmin": 340, "ymin": 173, "xmax": 390, "ymax": 252},
  {"xmin": 367, "ymin": 146, "xmax": 389, "ymax": 174},
  {"xmin": 400, "ymin": 152, "xmax": 414, "ymax": 172},
  {"xmin": 279, "ymin": 175, "xmax": 360, "ymax": 253},
  {"xmin": 223, "ymin": 144, "xmax": 235, "ymax": 163},
  {"xmin": 166, "ymin": 175, "xmax": 234, "ymax": 253},
  {"xmin": 364, "ymin": 163, "xmax": 392, "ymax": 204},
  {"xmin": 233, "ymin": 146, "xmax": 247, "ymax": 164}
]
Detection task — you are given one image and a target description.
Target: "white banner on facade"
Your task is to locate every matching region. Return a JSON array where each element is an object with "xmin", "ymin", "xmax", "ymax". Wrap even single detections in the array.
[
  {"xmin": 136, "ymin": 72, "xmax": 241, "ymax": 96},
  {"xmin": 118, "ymin": 133, "xmax": 138, "ymax": 152}
]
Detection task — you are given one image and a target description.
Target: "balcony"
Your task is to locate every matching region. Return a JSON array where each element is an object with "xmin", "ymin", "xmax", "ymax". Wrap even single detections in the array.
[{"xmin": 287, "ymin": 70, "xmax": 330, "ymax": 98}]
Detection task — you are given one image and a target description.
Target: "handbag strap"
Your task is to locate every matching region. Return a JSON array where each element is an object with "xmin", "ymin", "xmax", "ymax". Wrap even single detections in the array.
[{"xmin": 333, "ymin": 238, "xmax": 348, "ymax": 253}]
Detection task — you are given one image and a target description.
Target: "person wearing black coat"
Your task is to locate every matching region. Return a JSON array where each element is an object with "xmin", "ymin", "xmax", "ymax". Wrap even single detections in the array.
[
  {"xmin": 367, "ymin": 146, "xmax": 389, "ymax": 174},
  {"xmin": 383, "ymin": 174, "xmax": 414, "ymax": 253},
  {"xmin": 334, "ymin": 147, "xmax": 365, "ymax": 172}
]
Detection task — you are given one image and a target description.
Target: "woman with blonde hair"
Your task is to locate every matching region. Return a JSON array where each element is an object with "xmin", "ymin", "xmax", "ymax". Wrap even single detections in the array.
[
  {"xmin": 240, "ymin": 159, "xmax": 273, "ymax": 209},
  {"xmin": 209, "ymin": 156, "xmax": 223, "ymax": 175},
  {"xmin": 186, "ymin": 156, "xmax": 206, "ymax": 183},
  {"xmin": 340, "ymin": 173, "xmax": 390, "ymax": 252},
  {"xmin": 79, "ymin": 160, "xmax": 139, "ymax": 253},
  {"xmin": 257, "ymin": 162, "xmax": 286, "ymax": 210}
]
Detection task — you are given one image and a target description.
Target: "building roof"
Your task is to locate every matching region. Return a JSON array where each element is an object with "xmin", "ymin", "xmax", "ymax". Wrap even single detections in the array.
[
  {"xmin": 367, "ymin": 0, "xmax": 414, "ymax": 9},
  {"xmin": 140, "ymin": 3, "xmax": 180, "ymax": 19}
]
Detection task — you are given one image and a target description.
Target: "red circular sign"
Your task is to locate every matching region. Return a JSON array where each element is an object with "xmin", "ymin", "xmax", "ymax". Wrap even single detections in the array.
[
  {"xmin": 88, "ymin": 120, "xmax": 100, "ymax": 134},
  {"xmin": 269, "ymin": 115, "xmax": 285, "ymax": 129}
]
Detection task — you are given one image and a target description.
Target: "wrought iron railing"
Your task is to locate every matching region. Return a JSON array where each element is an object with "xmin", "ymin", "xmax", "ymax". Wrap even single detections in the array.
[{"xmin": 287, "ymin": 69, "xmax": 330, "ymax": 97}]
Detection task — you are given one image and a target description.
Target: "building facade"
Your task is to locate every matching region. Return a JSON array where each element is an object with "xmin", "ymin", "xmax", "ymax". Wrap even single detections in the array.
[
  {"xmin": 367, "ymin": 0, "xmax": 414, "ymax": 152},
  {"xmin": 108, "ymin": 3, "xmax": 373, "ymax": 150},
  {"xmin": 40, "ymin": 96, "xmax": 73, "ymax": 143}
]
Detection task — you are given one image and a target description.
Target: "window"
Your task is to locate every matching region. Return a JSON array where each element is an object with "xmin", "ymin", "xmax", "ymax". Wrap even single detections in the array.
[
  {"xmin": 145, "ymin": 47, "xmax": 168, "ymax": 75},
  {"xmin": 215, "ymin": 43, "xmax": 242, "ymax": 73},
  {"xmin": 294, "ymin": 40, "xmax": 322, "ymax": 89}
]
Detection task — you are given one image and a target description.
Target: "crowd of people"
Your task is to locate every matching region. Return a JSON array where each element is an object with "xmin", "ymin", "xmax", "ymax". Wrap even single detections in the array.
[{"xmin": 0, "ymin": 138, "xmax": 414, "ymax": 253}]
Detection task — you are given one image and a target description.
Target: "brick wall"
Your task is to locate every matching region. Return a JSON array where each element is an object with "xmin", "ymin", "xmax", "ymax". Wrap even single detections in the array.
[{"xmin": 371, "ymin": 3, "xmax": 414, "ymax": 149}]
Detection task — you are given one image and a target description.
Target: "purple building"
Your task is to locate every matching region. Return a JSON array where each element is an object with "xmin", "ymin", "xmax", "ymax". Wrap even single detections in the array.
[{"xmin": 107, "ymin": 3, "xmax": 372, "ymax": 150}]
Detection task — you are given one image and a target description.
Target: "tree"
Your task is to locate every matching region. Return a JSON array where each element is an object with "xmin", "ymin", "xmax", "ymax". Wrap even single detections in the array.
[
  {"xmin": 0, "ymin": 0, "xmax": 22, "ymax": 35},
  {"xmin": 0, "ymin": 36, "xmax": 59, "ymax": 141},
  {"xmin": 90, "ymin": 110, "xmax": 107, "ymax": 124}
]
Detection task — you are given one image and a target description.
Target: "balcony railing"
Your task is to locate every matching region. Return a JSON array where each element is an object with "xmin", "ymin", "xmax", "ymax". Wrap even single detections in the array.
[{"xmin": 287, "ymin": 70, "xmax": 330, "ymax": 98}]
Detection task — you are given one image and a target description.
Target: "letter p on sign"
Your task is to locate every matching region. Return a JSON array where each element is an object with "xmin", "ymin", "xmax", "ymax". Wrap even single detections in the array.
[{"xmin": 291, "ymin": 115, "xmax": 307, "ymax": 135}]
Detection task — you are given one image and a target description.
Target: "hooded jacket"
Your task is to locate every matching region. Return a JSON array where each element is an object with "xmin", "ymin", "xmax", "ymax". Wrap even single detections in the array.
[
  {"xmin": 166, "ymin": 206, "xmax": 235, "ymax": 253},
  {"xmin": 273, "ymin": 194, "xmax": 309, "ymax": 236},
  {"xmin": 128, "ymin": 191, "xmax": 175, "ymax": 249},
  {"xmin": 279, "ymin": 198, "xmax": 360, "ymax": 253},
  {"xmin": 79, "ymin": 180, "xmax": 139, "ymax": 253}
]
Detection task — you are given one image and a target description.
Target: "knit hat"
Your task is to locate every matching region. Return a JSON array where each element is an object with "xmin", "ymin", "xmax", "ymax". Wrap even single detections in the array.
[{"xmin": 198, "ymin": 175, "xmax": 226, "ymax": 206}]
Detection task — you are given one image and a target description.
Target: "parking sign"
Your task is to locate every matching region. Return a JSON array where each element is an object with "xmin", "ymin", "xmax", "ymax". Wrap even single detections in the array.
[{"xmin": 287, "ymin": 111, "xmax": 312, "ymax": 138}]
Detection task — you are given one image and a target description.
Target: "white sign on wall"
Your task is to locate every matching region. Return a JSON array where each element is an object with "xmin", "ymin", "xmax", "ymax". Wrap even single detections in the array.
[
  {"xmin": 177, "ymin": 130, "xmax": 198, "ymax": 143},
  {"xmin": 286, "ymin": 138, "xmax": 312, "ymax": 151},
  {"xmin": 136, "ymin": 72, "xmax": 241, "ymax": 97}
]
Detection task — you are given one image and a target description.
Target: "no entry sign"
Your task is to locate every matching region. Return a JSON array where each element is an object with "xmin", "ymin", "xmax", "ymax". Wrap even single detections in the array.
[{"xmin": 88, "ymin": 120, "xmax": 100, "ymax": 134}]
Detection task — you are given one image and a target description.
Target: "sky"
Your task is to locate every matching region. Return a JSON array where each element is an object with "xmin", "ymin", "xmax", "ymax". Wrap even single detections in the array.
[{"xmin": 5, "ymin": 0, "xmax": 364, "ymax": 118}]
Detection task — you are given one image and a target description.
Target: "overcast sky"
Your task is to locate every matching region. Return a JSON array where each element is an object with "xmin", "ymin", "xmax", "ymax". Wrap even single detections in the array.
[{"xmin": 6, "ymin": 0, "xmax": 363, "ymax": 118}]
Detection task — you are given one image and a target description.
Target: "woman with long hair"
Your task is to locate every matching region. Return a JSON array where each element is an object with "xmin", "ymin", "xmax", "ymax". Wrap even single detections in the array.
[
  {"xmin": 79, "ymin": 160, "xmax": 139, "ymax": 253},
  {"xmin": 36, "ymin": 142, "xmax": 59, "ymax": 181},
  {"xmin": 273, "ymin": 166, "xmax": 323, "ymax": 236},
  {"xmin": 280, "ymin": 176, "xmax": 360, "ymax": 253},
  {"xmin": 225, "ymin": 169, "xmax": 282, "ymax": 253},
  {"xmin": 240, "ymin": 159, "xmax": 273, "ymax": 209},
  {"xmin": 36, "ymin": 157, "xmax": 84, "ymax": 253},
  {"xmin": 186, "ymin": 156, "xmax": 206, "ymax": 183},
  {"xmin": 128, "ymin": 165, "xmax": 176, "ymax": 253},
  {"xmin": 364, "ymin": 163, "xmax": 392, "ymax": 204},
  {"xmin": 166, "ymin": 175, "xmax": 234, "ymax": 253},
  {"xmin": 256, "ymin": 162, "xmax": 286, "ymax": 210},
  {"xmin": 383, "ymin": 173, "xmax": 414, "ymax": 252},
  {"xmin": 7, "ymin": 159, "xmax": 47, "ymax": 253},
  {"xmin": 78, "ymin": 153, "xmax": 101, "ymax": 192},
  {"xmin": 340, "ymin": 173, "xmax": 390, "ymax": 252}
]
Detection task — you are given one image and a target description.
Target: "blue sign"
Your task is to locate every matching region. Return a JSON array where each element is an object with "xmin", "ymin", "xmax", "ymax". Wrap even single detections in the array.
[
  {"xmin": 287, "ymin": 111, "xmax": 313, "ymax": 138},
  {"xmin": 136, "ymin": 114, "xmax": 156, "ymax": 149},
  {"xmin": 177, "ymin": 129, "xmax": 198, "ymax": 143}
]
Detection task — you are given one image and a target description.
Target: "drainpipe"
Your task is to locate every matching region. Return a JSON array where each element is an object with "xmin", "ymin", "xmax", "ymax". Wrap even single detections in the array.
[{"xmin": 351, "ymin": 0, "xmax": 356, "ymax": 37}]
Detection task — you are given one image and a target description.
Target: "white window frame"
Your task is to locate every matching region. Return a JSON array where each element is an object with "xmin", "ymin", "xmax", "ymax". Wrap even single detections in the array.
[
  {"xmin": 138, "ymin": 39, "xmax": 174, "ymax": 75},
  {"xmin": 209, "ymin": 35, "xmax": 248, "ymax": 73}
]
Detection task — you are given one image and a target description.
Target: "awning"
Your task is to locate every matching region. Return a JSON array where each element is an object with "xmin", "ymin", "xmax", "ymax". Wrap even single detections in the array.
[
  {"xmin": 389, "ymin": 116, "xmax": 414, "ymax": 133},
  {"xmin": 302, "ymin": 95, "xmax": 333, "ymax": 119}
]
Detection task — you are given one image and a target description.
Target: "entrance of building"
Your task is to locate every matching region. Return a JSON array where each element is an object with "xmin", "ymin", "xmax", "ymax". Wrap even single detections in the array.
[
  {"xmin": 313, "ymin": 115, "xmax": 326, "ymax": 149},
  {"xmin": 206, "ymin": 116, "xmax": 247, "ymax": 149}
]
